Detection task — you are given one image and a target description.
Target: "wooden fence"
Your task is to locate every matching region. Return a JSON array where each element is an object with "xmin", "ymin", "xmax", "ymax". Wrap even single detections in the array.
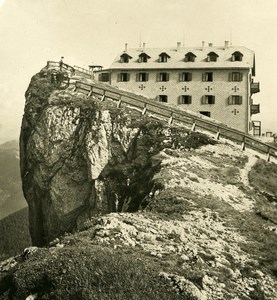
[{"xmin": 46, "ymin": 61, "xmax": 277, "ymax": 162}]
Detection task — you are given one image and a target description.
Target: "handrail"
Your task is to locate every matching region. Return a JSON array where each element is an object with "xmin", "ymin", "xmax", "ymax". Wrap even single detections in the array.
[
  {"xmin": 73, "ymin": 65, "xmax": 91, "ymax": 76},
  {"xmin": 44, "ymin": 61, "xmax": 277, "ymax": 161},
  {"xmin": 72, "ymin": 80, "xmax": 277, "ymax": 161},
  {"xmin": 46, "ymin": 61, "xmax": 75, "ymax": 73}
]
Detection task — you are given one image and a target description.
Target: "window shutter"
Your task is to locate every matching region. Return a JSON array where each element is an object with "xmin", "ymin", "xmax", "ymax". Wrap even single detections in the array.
[
  {"xmin": 188, "ymin": 73, "xmax": 192, "ymax": 81},
  {"xmin": 179, "ymin": 73, "xmax": 183, "ymax": 82},
  {"xmin": 228, "ymin": 73, "xmax": 232, "ymax": 81},
  {"xmin": 240, "ymin": 73, "xmax": 243, "ymax": 81},
  {"xmin": 136, "ymin": 73, "xmax": 139, "ymax": 82},
  {"xmin": 98, "ymin": 74, "xmax": 102, "ymax": 81},
  {"xmin": 228, "ymin": 96, "xmax": 232, "ymax": 105},
  {"xmin": 117, "ymin": 73, "xmax": 121, "ymax": 82},
  {"xmin": 188, "ymin": 96, "xmax": 192, "ymax": 104},
  {"xmin": 239, "ymin": 96, "xmax": 242, "ymax": 105},
  {"xmin": 166, "ymin": 73, "xmax": 170, "ymax": 81},
  {"xmin": 178, "ymin": 96, "xmax": 182, "ymax": 104},
  {"xmin": 156, "ymin": 73, "xmax": 160, "ymax": 82},
  {"xmin": 145, "ymin": 73, "xmax": 149, "ymax": 81},
  {"xmin": 127, "ymin": 73, "xmax": 130, "ymax": 81},
  {"xmin": 212, "ymin": 96, "xmax": 215, "ymax": 104},
  {"xmin": 202, "ymin": 73, "xmax": 206, "ymax": 82},
  {"xmin": 201, "ymin": 96, "xmax": 205, "ymax": 104}
]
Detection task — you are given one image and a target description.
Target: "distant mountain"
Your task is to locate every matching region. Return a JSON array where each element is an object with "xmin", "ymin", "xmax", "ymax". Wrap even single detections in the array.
[
  {"xmin": 0, "ymin": 140, "xmax": 27, "ymax": 219},
  {"xmin": 0, "ymin": 207, "xmax": 30, "ymax": 260}
]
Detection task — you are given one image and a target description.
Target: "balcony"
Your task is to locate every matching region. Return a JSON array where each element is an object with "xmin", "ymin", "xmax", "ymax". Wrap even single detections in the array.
[
  {"xmin": 251, "ymin": 104, "xmax": 260, "ymax": 115},
  {"xmin": 251, "ymin": 82, "xmax": 260, "ymax": 94}
]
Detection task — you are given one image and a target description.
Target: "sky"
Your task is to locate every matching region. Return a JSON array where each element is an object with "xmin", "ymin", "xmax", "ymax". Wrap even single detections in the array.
[{"xmin": 0, "ymin": 0, "xmax": 277, "ymax": 144}]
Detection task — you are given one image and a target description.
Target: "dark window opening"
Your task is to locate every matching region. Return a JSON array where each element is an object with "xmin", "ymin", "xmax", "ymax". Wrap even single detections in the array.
[
  {"xmin": 180, "ymin": 72, "xmax": 192, "ymax": 82},
  {"xmin": 232, "ymin": 51, "xmax": 243, "ymax": 61},
  {"xmin": 98, "ymin": 73, "xmax": 110, "ymax": 82},
  {"xmin": 200, "ymin": 111, "xmax": 211, "ymax": 117},
  {"xmin": 118, "ymin": 73, "xmax": 130, "ymax": 82},
  {"xmin": 120, "ymin": 53, "xmax": 132, "ymax": 63},
  {"xmin": 138, "ymin": 53, "xmax": 150, "ymax": 63},
  {"xmin": 159, "ymin": 52, "xmax": 170, "ymax": 63},
  {"xmin": 229, "ymin": 72, "xmax": 242, "ymax": 81},
  {"xmin": 158, "ymin": 72, "xmax": 169, "ymax": 82},
  {"xmin": 184, "ymin": 52, "xmax": 196, "ymax": 62},
  {"xmin": 178, "ymin": 95, "xmax": 192, "ymax": 104},
  {"xmin": 137, "ymin": 72, "xmax": 149, "ymax": 82},
  {"xmin": 202, "ymin": 95, "xmax": 215, "ymax": 104},
  {"xmin": 203, "ymin": 72, "xmax": 213, "ymax": 82},
  {"xmin": 158, "ymin": 95, "xmax": 168, "ymax": 102},
  {"xmin": 207, "ymin": 52, "xmax": 219, "ymax": 62},
  {"xmin": 228, "ymin": 95, "xmax": 242, "ymax": 105}
]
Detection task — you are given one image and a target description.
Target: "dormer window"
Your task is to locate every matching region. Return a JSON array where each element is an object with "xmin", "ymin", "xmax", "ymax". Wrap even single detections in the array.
[
  {"xmin": 138, "ymin": 52, "xmax": 151, "ymax": 63},
  {"xmin": 159, "ymin": 52, "xmax": 170, "ymax": 63},
  {"xmin": 120, "ymin": 53, "xmax": 132, "ymax": 63},
  {"xmin": 184, "ymin": 52, "xmax": 196, "ymax": 62},
  {"xmin": 207, "ymin": 52, "xmax": 219, "ymax": 62},
  {"xmin": 232, "ymin": 51, "xmax": 243, "ymax": 61}
]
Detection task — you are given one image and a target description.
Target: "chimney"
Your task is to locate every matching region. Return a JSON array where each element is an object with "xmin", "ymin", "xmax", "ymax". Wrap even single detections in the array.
[
  {"xmin": 125, "ymin": 43, "xmax": 128, "ymax": 52},
  {"xmin": 225, "ymin": 41, "xmax": 229, "ymax": 48},
  {"xmin": 202, "ymin": 41, "xmax": 205, "ymax": 48},
  {"xmin": 143, "ymin": 42, "xmax": 146, "ymax": 52},
  {"xmin": 208, "ymin": 43, "xmax": 213, "ymax": 47},
  {"xmin": 177, "ymin": 42, "xmax": 181, "ymax": 52}
]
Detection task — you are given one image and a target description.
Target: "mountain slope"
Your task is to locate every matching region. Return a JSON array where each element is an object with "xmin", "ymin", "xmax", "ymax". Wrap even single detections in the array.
[
  {"xmin": 1, "ymin": 141, "xmax": 277, "ymax": 300},
  {"xmin": 0, "ymin": 140, "xmax": 27, "ymax": 219}
]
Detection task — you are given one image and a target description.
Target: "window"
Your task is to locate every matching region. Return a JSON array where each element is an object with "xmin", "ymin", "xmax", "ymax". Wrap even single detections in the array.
[
  {"xmin": 229, "ymin": 72, "xmax": 242, "ymax": 82},
  {"xmin": 178, "ymin": 95, "xmax": 192, "ymax": 104},
  {"xmin": 120, "ymin": 53, "xmax": 132, "ymax": 63},
  {"xmin": 138, "ymin": 53, "xmax": 150, "ymax": 63},
  {"xmin": 157, "ymin": 72, "xmax": 169, "ymax": 82},
  {"xmin": 98, "ymin": 73, "xmax": 110, "ymax": 82},
  {"xmin": 200, "ymin": 111, "xmax": 211, "ymax": 117},
  {"xmin": 179, "ymin": 72, "xmax": 192, "ymax": 82},
  {"xmin": 232, "ymin": 51, "xmax": 243, "ymax": 61},
  {"xmin": 203, "ymin": 72, "xmax": 213, "ymax": 82},
  {"xmin": 207, "ymin": 52, "xmax": 219, "ymax": 62},
  {"xmin": 202, "ymin": 95, "xmax": 215, "ymax": 104},
  {"xmin": 184, "ymin": 52, "xmax": 196, "ymax": 62},
  {"xmin": 117, "ymin": 73, "xmax": 130, "ymax": 82},
  {"xmin": 158, "ymin": 95, "xmax": 168, "ymax": 102},
  {"xmin": 136, "ymin": 72, "xmax": 149, "ymax": 82},
  {"xmin": 228, "ymin": 95, "xmax": 242, "ymax": 105},
  {"xmin": 159, "ymin": 52, "xmax": 170, "ymax": 63}
]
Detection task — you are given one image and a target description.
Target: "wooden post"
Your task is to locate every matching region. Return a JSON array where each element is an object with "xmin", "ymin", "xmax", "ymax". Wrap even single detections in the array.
[
  {"xmin": 73, "ymin": 81, "xmax": 78, "ymax": 92},
  {"xmin": 241, "ymin": 136, "xmax": 245, "ymax": 151},
  {"xmin": 141, "ymin": 103, "xmax": 147, "ymax": 115},
  {"xmin": 266, "ymin": 147, "xmax": 271, "ymax": 162},
  {"xmin": 168, "ymin": 114, "xmax": 173, "ymax": 125},
  {"xmin": 100, "ymin": 91, "xmax": 105, "ymax": 101},
  {"xmin": 191, "ymin": 121, "xmax": 196, "ymax": 131},
  {"xmin": 87, "ymin": 87, "xmax": 93, "ymax": 98},
  {"xmin": 117, "ymin": 98, "xmax": 122, "ymax": 108},
  {"xmin": 215, "ymin": 128, "xmax": 220, "ymax": 140}
]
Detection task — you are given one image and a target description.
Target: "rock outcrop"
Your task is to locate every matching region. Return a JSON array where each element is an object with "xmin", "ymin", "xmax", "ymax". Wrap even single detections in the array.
[{"xmin": 20, "ymin": 68, "xmax": 188, "ymax": 246}]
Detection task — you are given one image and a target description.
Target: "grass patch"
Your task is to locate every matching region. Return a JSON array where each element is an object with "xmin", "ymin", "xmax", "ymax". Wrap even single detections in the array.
[{"xmin": 7, "ymin": 246, "xmax": 185, "ymax": 300}]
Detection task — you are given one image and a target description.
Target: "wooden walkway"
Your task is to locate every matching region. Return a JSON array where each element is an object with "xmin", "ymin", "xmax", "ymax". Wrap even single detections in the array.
[{"xmin": 46, "ymin": 61, "xmax": 277, "ymax": 162}]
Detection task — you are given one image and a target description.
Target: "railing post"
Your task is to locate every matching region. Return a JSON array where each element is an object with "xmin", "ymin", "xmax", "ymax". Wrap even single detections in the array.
[
  {"xmin": 87, "ymin": 87, "xmax": 93, "ymax": 98},
  {"xmin": 117, "ymin": 96, "xmax": 122, "ymax": 108},
  {"xmin": 168, "ymin": 113, "xmax": 173, "ymax": 125},
  {"xmin": 241, "ymin": 136, "xmax": 245, "ymax": 151},
  {"xmin": 191, "ymin": 120, "xmax": 196, "ymax": 131},
  {"xmin": 141, "ymin": 103, "xmax": 147, "ymax": 115},
  {"xmin": 266, "ymin": 147, "xmax": 271, "ymax": 162},
  {"xmin": 215, "ymin": 128, "xmax": 220, "ymax": 140},
  {"xmin": 100, "ymin": 91, "xmax": 106, "ymax": 101},
  {"xmin": 46, "ymin": 61, "xmax": 50, "ymax": 69},
  {"xmin": 73, "ymin": 81, "xmax": 78, "ymax": 92}
]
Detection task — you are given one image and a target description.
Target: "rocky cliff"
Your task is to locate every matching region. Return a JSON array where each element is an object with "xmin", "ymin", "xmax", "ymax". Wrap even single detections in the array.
[{"xmin": 10, "ymin": 67, "xmax": 277, "ymax": 299}]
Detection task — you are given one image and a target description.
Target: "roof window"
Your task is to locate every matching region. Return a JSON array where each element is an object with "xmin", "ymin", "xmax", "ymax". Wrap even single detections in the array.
[
  {"xmin": 159, "ymin": 52, "xmax": 170, "ymax": 63},
  {"xmin": 207, "ymin": 52, "xmax": 219, "ymax": 62},
  {"xmin": 232, "ymin": 51, "xmax": 243, "ymax": 61},
  {"xmin": 120, "ymin": 53, "xmax": 132, "ymax": 63},
  {"xmin": 138, "ymin": 52, "xmax": 151, "ymax": 63},
  {"xmin": 184, "ymin": 52, "xmax": 196, "ymax": 62}
]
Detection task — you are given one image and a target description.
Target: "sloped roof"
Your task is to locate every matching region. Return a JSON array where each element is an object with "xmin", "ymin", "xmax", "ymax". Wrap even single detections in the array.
[{"xmin": 109, "ymin": 46, "xmax": 255, "ymax": 70}]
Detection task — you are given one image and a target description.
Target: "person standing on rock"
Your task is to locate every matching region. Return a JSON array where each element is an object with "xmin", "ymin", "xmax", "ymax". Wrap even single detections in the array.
[{"xmin": 59, "ymin": 56, "xmax": 64, "ymax": 71}]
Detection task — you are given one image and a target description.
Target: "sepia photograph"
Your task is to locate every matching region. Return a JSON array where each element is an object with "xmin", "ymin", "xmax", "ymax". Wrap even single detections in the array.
[{"xmin": 0, "ymin": 0, "xmax": 277, "ymax": 299}]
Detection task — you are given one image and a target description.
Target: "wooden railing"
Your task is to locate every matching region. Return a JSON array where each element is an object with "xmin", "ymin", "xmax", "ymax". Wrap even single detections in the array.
[
  {"xmin": 73, "ymin": 65, "xmax": 91, "ymax": 76},
  {"xmin": 46, "ymin": 61, "xmax": 75, "ymax": 73},
  {"xmin": 72, "ymin": 80, "xmax": 277, "ymax": 162},
  {"xmin": 45, "ymin": 61, "xmax": 277, "ymax": 161}
]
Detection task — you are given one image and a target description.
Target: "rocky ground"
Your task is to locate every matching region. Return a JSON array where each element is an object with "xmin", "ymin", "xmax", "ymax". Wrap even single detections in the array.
[{"xmin": 1, "ymin": 140, "xmax": 277, "ymax": 299}]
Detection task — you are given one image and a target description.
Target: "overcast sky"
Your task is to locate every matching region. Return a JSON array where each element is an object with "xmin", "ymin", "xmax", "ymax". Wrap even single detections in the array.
[{"xmin": 0, "ymin": 0, "xmax": 277, "ymax": 143}]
